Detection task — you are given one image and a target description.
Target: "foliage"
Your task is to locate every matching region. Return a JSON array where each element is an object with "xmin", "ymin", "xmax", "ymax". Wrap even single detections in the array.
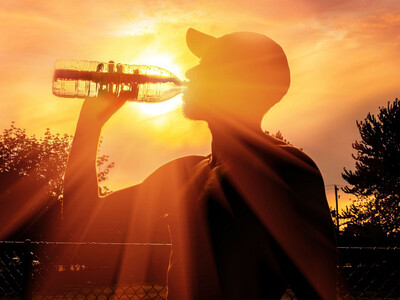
[
  {"xmin": 0, "ymin": 122, "xmax": 113, "ymax": 198},
  {"xmin": 0, "ymin": 122, "xmax": 114, "ymax": 239},
  {"xmin": 265, "ymin": 130, "xmax": 293, "ymax": 146},
  {"xmin": 341, "ymin": 98, "xmax": 400, "ymax": 236}
]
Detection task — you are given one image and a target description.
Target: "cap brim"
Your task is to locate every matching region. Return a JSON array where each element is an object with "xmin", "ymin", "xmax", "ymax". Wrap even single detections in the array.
[{"xmin": 186, "ymin": 28, "xmax": 217, "ymax": 58}]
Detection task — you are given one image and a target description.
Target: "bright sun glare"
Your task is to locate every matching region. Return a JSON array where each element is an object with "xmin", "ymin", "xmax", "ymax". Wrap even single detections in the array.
[
  {"xmin": 132, "ymin": 54, "xmax": 184, "ymax": 117},
  {"xmin": 138, "ymin": 96, "xmax": 183, "ymax": 116}
]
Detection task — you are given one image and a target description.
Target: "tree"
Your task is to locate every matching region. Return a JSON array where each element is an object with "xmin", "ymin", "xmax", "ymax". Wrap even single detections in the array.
[
  {"xmin": 0, "ymin": 122, "xmax": 114, "ymax": 239},
  {"xmin": 341, "ymin": 98, "xmax": 400, "ymax": 237},
  {"xmin": 265, "ymin": 130, "xmax": 294, "ymax": 146}
]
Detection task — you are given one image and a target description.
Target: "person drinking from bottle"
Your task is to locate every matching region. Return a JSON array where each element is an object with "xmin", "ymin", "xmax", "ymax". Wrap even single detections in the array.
[{"xmin": 63, "ymin": 28, "xmax": 337, "ymax": 300}]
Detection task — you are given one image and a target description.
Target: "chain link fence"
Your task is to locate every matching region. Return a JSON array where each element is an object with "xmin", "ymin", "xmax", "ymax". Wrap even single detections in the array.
[
  {"xmin": 336, "ymin": 246, "xmax": 400, "ymax": 299},
  {"xmin": 0, "ymin": 240, "xmax": 170, "ymax": 299},
  {"xmin": 1, "ymin": 240, "xmax": 399, "ymax": 299}
]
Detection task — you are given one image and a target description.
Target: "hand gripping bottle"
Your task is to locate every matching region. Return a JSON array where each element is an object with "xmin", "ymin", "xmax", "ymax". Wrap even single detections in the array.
[{"xmin": 52, "ymin": 60, "xmax": 186, "ymax": 102}]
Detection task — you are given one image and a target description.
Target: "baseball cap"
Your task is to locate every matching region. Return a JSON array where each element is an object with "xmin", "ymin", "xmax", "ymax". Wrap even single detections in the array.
[{"xmin": 186, "ymin": 28, "xmax": 290, "ymax": 99}]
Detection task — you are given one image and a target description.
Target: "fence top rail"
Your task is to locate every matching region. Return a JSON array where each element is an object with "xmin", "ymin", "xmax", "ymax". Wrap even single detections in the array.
[
  {"xmin": 337, "ymin": 246, "xmax": 400, "ymax": 251},
  {"xmin": 0, "ymin": 240, "xmax": 172, "ymax": 246},
  {"xmin": 1, "ymin": 241, "xmax": 400, "ymax": 250}
]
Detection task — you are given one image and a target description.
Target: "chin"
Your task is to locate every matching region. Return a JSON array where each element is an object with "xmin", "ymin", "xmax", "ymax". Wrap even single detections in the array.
[
  {"xmin": 182, "ymin": 93, "xmax": 213, "ymax": 122},
  {"xmin": 182, "ymin": 94, "xmax": 199, "ymax": 120},
  {"xmin": 182, "ymin": 101, "xmax": 200, "ymax": 121}
]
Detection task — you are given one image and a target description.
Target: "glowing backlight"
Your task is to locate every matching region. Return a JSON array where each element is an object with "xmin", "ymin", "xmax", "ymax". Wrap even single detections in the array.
[
  {"xmin": 132, "ymin": 54, "xmax": 184, "ymax": 116},
  {"xmin": 137, "ymin": 95, "xmax": 182, "ymax": 116}
]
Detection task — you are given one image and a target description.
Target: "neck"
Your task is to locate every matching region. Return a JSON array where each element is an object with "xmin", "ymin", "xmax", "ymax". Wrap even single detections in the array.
[{"xmin": 207, "ymin": 117, "xmax": 263, "ymax": 165}]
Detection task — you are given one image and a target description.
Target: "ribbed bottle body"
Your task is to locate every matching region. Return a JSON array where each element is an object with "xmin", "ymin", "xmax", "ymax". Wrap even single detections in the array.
[{"xmin": 52, "ymin": 60, "xmax": 184, "ymax": 102}]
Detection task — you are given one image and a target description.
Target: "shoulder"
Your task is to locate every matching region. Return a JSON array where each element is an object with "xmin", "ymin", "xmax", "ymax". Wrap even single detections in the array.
[
  {"xmin": 262, "ymin": 135, "xmax": 323, "ymax": 183},
  {"xmin": 266, "ymin": 134, "xmax": 319, "ymax": 172},
  {"xmin": 278, "ymin": 145, "xmax": 325, "ymax": 193},
  {"xmin": 282, "ymin": 145, "xmax": 319, "ymax": 171},
  {"xmin": 157, "ymin": 155, "xmax": 207, "ymax": 170},
  {"xmin": 143, "ymin": 155, "xmax": 207, "ymax": 183}
]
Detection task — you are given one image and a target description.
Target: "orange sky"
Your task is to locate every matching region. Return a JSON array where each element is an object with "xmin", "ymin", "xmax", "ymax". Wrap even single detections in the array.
[{"xmin": 1, "ymin": 0, "xmax": 400, "ymax": 210}]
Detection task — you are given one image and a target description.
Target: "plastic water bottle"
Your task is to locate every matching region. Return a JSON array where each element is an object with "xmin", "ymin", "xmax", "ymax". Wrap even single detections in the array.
[{"xmin": 52, "ymin": 60, "xmax": 186, "ymax": 102}]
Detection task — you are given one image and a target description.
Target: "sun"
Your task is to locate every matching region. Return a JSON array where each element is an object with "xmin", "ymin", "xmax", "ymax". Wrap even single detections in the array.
[
  {"xmin": 130, "ymin": 53, "xmax": 184, "ymax": 117},
  {"xmin": 132, "ymin": 53, "xmax": 183, "ymax": 80}
]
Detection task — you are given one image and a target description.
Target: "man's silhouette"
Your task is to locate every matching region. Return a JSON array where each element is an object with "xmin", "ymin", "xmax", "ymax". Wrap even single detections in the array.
[{"xmin": 63, "ymin": 28, "xmax": 337, "ymax": 299}]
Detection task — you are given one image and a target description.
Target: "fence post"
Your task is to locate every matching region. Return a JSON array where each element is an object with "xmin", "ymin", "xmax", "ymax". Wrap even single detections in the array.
[{"xmin": 22, "ymin": 239, "xmax": 33, "ymax": 300}]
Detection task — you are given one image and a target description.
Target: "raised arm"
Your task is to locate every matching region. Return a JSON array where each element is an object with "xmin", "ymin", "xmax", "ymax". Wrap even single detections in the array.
[
  {"xmin": 62, "ymin": 94, "xmax": 204, "ymax": 242},
  {"xmin": 62, "ymin": 94, "xmax": 129, "ymax": 240}
]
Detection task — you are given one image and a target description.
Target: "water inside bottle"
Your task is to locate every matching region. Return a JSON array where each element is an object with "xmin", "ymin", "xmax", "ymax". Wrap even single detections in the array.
[{"xmin": 52, "ymin": 60, "xmax": 185, "ymax": 102}]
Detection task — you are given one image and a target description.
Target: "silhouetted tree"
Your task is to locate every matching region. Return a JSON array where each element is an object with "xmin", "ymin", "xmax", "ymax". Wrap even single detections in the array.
[
  {"xmin": 342, "ymin": 98, "xmax": 400, "ymax": 237},
  {"xmin": 265, "ymin": 130, "xmax": 293, "ymax": 146},
  {"xmin": 0, "ymin": 122, "xmax": 114, "ymax": 239}
]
